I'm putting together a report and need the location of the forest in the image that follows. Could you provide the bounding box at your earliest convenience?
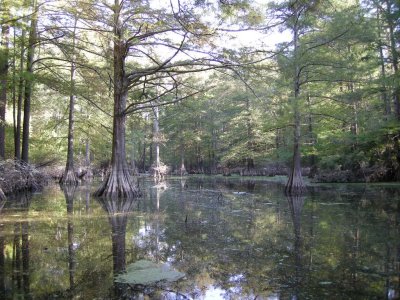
[1,0,400,198]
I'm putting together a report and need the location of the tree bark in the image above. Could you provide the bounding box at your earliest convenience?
[386,0,400,119]
[245,93,254,172]
[180,137,187,176]
[14,29,25,160]
[286,6,305,195]
[153,105,160,168]
[152,105,163,181]
[60,17,79,186]
[21,0,38,164]
[0,8,10,159]
[377,10,391,117]
[94,0,140,198]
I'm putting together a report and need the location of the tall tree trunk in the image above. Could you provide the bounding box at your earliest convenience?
[386,0,400,119]
[286,8,305,195]
[141,141,146,172]
[152,105,162,181]
[14,29,25,160]
[0,7,10,159]
[153,105,160,168]
[245,94,254,172]
[21,0,38,163]
[377,10,391,117]
[307,95,317,177]
[180,137,187,176]
[94,0,140,198]
[60,17,79,185]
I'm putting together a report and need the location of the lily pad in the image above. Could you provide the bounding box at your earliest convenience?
[115,260,185,285]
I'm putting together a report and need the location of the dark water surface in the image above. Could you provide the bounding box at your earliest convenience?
[0,177,399,299]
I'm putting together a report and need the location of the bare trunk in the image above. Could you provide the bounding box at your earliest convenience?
[286,109,305,194]
[21,0,38,163]
[307,95,317,177]
[14,30,25,160]
[377,10,390,117]
[245,95,254,172]
[180,138,187,176]
[286,9,305,195]
[152,105,164,181]
[95,0,140,198]
[386,0,400,119]
[60,17,78,185]
[153,105,160,167]
[94,87,139,197]
[0,11,10,159]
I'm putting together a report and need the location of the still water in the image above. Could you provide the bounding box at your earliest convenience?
[0,177,399,299]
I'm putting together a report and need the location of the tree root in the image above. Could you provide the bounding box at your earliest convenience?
[285,171,306,195]
[59,168,79,186]
[94,168,141,198]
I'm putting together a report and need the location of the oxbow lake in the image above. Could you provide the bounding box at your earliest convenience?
[0,176,399,299]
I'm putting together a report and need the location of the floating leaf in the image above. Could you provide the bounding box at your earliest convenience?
[115,260,185,285]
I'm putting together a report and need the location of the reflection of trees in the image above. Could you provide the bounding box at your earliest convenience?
[6,193,32,299]
[0,221,4,298]
[97,197,136,270]
[287,194,305,298]
[0,197,8,297]
[97,197,137,298]
[62,185,77,291]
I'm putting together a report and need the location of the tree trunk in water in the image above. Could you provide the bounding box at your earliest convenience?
[180,138,187,176]
[60,17,78,186]
[21,0,38,164]
[152,105,163,181]
[286,110,305,194]
[286,7,305,195]
[153,106,160,168]
[0,9,10,159]
[94,86,139,197]
[94,0,140,198]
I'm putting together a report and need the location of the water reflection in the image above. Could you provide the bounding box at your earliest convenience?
[97,196,137,298]
[2,193,32,299]
[287,194,305,299]
[62,185,77,291]
[0,179,399,299]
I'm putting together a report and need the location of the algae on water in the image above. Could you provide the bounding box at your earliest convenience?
[115,260,185,285]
